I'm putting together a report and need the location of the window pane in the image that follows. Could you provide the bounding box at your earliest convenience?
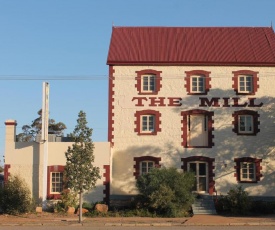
[199,163,206,176]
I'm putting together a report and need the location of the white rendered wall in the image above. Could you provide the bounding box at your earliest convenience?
[110,65,275,197]
[4,123,110,203]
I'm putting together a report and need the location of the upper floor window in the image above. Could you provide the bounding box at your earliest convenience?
[142,75,156,93]
[191,75,205,93]
[239,115,253,134]
[239,75,253,93]
[234,157,262,183]
[232,70,259,95]
[133,156,161,178]
[232,110,259,136]
[135,69,162,95]
[141,115,155,133]
[134,110,161,135]
[185,70,211,95]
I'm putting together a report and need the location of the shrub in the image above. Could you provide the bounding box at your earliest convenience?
[0,175,34,214]
[216,185,252,215]
[136,167,195,217]
[54,189,78,213]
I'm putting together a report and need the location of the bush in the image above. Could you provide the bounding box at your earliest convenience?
[135,167,195,217]
[216,186,252,215]
[54,189,78,213]
[0,175,34,214]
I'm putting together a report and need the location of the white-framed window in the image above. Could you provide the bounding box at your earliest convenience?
[141,115,155,133]
[140,161,155,175]
[51,172,63,193]
[238,75,253,93]
[240,162,256,182]
[238,115,253,133]
[191,75,205,93]
[142,75,156,93]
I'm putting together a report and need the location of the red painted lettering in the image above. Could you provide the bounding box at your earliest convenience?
[132,97,147,106]
[168,97,182,106]
[149,97,166,106]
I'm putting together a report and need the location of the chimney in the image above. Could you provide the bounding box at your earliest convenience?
[5,120,17,143]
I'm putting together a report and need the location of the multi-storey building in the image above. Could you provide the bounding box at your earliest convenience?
[107,26,275,203]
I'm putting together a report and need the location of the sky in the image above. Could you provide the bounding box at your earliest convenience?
[0,0,275,165]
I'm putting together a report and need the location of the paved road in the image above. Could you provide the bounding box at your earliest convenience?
[1,226,275,230]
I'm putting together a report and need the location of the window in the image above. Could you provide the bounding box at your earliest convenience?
[134,110,161,135]
[239,115,253,133]
[135,69,162,95]
[232,110,259,135]
[47,165,65,199]
[142,75,155,93]
[234,157,262,183]
[51,172,63,193]
[191,75,205,93]
[232,70,259,95]
[133,156,161,178]
[181,109,214,148]
[240,162,255,182]
[141,115,155,133]
[185,70,211,95]
[239,75,253,93]
[140,161,154,175]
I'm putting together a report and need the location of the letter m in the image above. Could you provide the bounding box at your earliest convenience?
[199,97,220,107]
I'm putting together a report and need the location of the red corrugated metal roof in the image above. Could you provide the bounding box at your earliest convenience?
[107,27,275,66]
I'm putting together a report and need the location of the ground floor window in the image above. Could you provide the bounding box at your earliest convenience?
[234,157,262,183]
[51,172,63,193]
[47,165,65,199]
[133,156,161,179]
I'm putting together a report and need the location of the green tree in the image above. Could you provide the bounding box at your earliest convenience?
[64,111,100,223]
[136,167,195,217]
[17,109,67,142]
[0,175,34,214]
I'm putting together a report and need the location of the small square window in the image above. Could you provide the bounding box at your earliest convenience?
[142,75,156,93]
[191,75,205,93]
[141,115,155,133]
[240,162,256,182]
[238,115,253,133]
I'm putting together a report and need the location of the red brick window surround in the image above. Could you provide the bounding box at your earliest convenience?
[185,70,211,95]
[134,110,161,135]
[234,157,262,183]
[232,70,259,95]
[232,110,260,135]
[135,69,162,95]
[133,156,161,179]
[47,165,65,200]
[181,156,215,195]
[181,109,214,148]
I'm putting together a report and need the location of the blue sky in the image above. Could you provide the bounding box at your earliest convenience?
[0,0,275,165]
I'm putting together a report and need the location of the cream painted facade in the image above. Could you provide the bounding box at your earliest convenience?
[4,120,110,204]
[110,65,275,199]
